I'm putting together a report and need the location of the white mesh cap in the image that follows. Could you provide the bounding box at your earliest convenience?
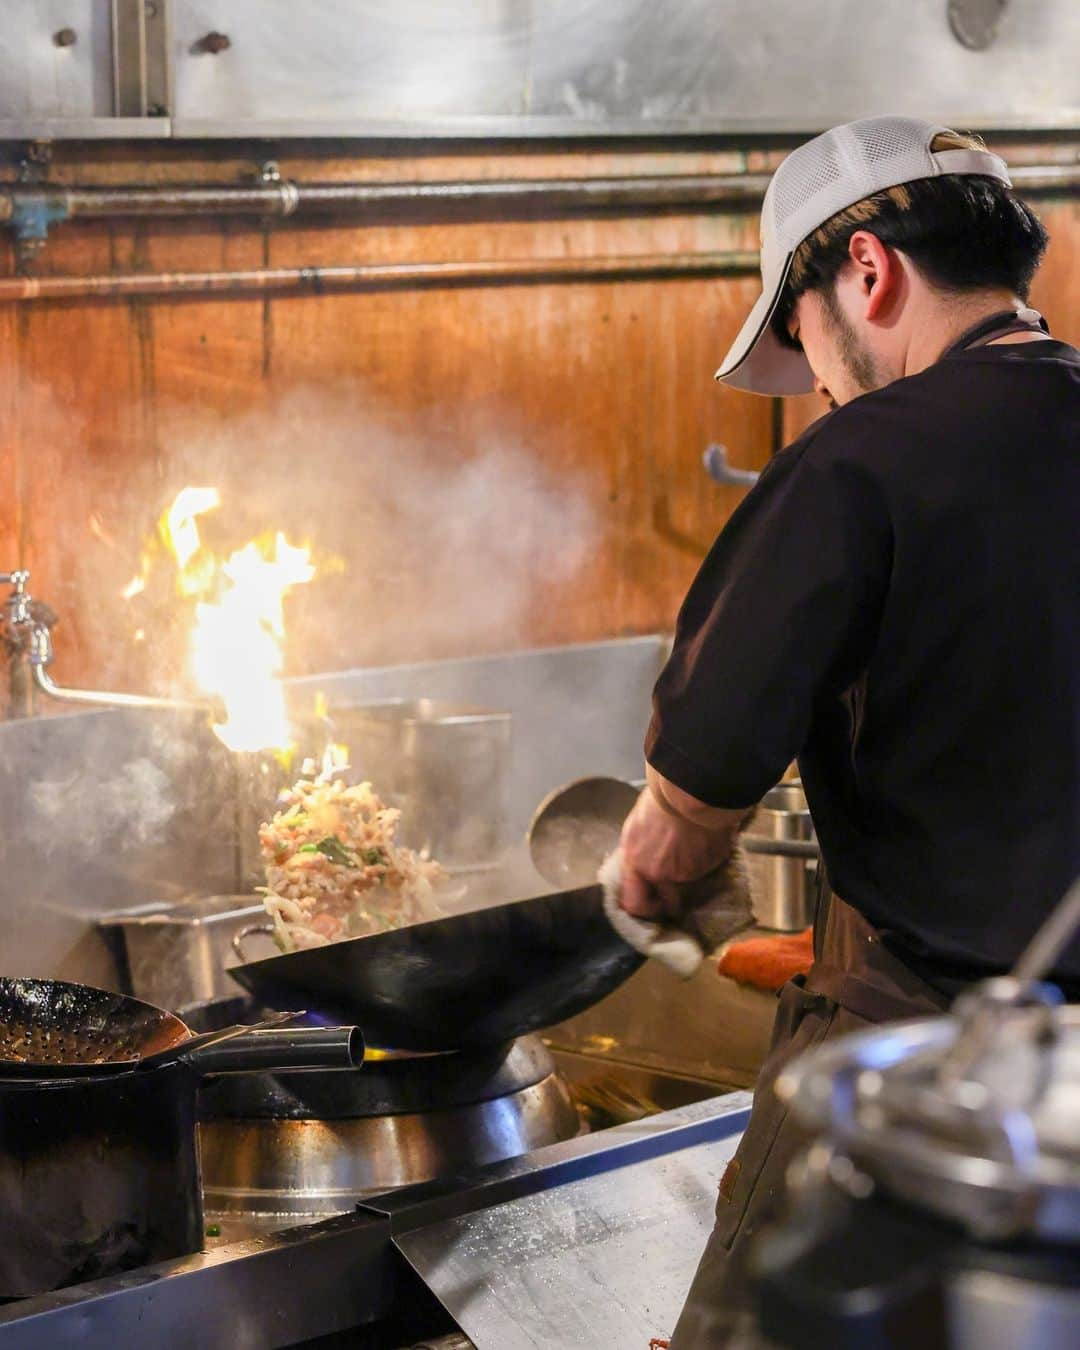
[715,116,1012,395]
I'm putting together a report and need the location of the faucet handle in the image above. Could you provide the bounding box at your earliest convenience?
[1,569,35,629]
[703,443,760,488]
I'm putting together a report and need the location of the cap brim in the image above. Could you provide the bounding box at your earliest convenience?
[713,253,816,396]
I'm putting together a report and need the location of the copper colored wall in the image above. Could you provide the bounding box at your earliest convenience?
[0,141,1076,704]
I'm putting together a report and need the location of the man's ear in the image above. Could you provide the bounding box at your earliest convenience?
[847,230,897,320]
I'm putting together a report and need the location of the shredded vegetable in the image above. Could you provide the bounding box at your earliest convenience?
[259,777,443,952]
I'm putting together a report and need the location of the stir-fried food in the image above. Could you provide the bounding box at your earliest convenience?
[259,777,444,951]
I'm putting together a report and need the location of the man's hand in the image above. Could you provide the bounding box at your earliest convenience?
[618,772,746,920]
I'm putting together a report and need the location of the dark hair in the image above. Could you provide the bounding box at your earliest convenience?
[772,134,1049,349]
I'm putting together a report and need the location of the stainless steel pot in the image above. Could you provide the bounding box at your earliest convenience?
[741,782,817,930]
[99,894,269,1009]
[328,699,512,871]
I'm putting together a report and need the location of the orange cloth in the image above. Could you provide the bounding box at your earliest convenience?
[716,928,813,991]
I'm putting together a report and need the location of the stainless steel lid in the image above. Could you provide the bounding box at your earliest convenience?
[777,993,1080,1242]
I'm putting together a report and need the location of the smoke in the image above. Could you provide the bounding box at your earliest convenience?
[29,756,176,853]
[99,382,599,686]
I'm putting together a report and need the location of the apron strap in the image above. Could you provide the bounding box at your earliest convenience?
[941,306,1049,357]
[804,961,948,1023]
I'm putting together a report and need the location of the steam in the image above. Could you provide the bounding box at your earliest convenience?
[85,383,598,691]
[29,757,176,853]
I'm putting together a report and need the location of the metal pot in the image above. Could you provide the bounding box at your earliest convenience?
[0,1060,203,1297]
[0,977,361,1297]
[741,782,818,931]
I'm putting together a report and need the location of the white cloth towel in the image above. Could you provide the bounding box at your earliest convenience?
[599,847,755,978]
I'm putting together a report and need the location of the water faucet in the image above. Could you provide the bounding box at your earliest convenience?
[1,567,218,718]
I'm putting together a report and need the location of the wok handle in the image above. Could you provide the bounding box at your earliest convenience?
[189,1025,364,1076]
[232,923,275,963]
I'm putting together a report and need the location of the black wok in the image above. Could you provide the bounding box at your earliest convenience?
[231,883,644,1052]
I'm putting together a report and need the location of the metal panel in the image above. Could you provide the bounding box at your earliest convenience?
[0,707,238,988]
[110,0,148,117]
[0,116,168,139]
[169,0,1080,136]
[0,0,114,120]
[286,636,668,841]
[171,0,533,123]
[392,1096,751,1349]
[0,1210,395,1349]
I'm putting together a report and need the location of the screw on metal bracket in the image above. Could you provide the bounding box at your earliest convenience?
[948,0,1010,50]
[53,27,77,48]
[253,160,299,217]
[16,141,52,184]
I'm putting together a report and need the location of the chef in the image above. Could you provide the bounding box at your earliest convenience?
[616,115,1080,1346]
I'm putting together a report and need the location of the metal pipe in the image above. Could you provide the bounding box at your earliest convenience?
[0,162,1074,234]
[190,1025,365,1076]
[1009,163,1080,194]
[0,173,775,229]
[0,250,761,304]
[33,663,218,714]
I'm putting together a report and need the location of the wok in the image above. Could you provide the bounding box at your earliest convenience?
[231,883,644,1052]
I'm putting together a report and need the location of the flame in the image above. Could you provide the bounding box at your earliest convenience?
[128,486,318,754]
[191,533,315,752]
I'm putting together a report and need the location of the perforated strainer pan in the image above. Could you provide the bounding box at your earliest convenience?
[0,976,352,1079]
[0,976,191,1077]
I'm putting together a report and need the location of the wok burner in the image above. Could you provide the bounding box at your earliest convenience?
[194,1013,580,1217]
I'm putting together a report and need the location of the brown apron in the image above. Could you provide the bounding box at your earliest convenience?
[667,887,952,1349]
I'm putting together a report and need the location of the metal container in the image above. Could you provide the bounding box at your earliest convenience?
[329,699,512,872]
[99,895,271,1009]
[0,976,360,1299]
[742,782,816,931]
[0,1060,203,1298]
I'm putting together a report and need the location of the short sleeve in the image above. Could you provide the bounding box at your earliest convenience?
[646,423,893,807]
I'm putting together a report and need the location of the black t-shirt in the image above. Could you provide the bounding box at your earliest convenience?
[646,340,1080,987]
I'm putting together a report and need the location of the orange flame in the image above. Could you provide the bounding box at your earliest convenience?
[124,487,317,753]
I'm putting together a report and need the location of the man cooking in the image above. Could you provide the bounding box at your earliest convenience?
[615,115,1080,1345]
